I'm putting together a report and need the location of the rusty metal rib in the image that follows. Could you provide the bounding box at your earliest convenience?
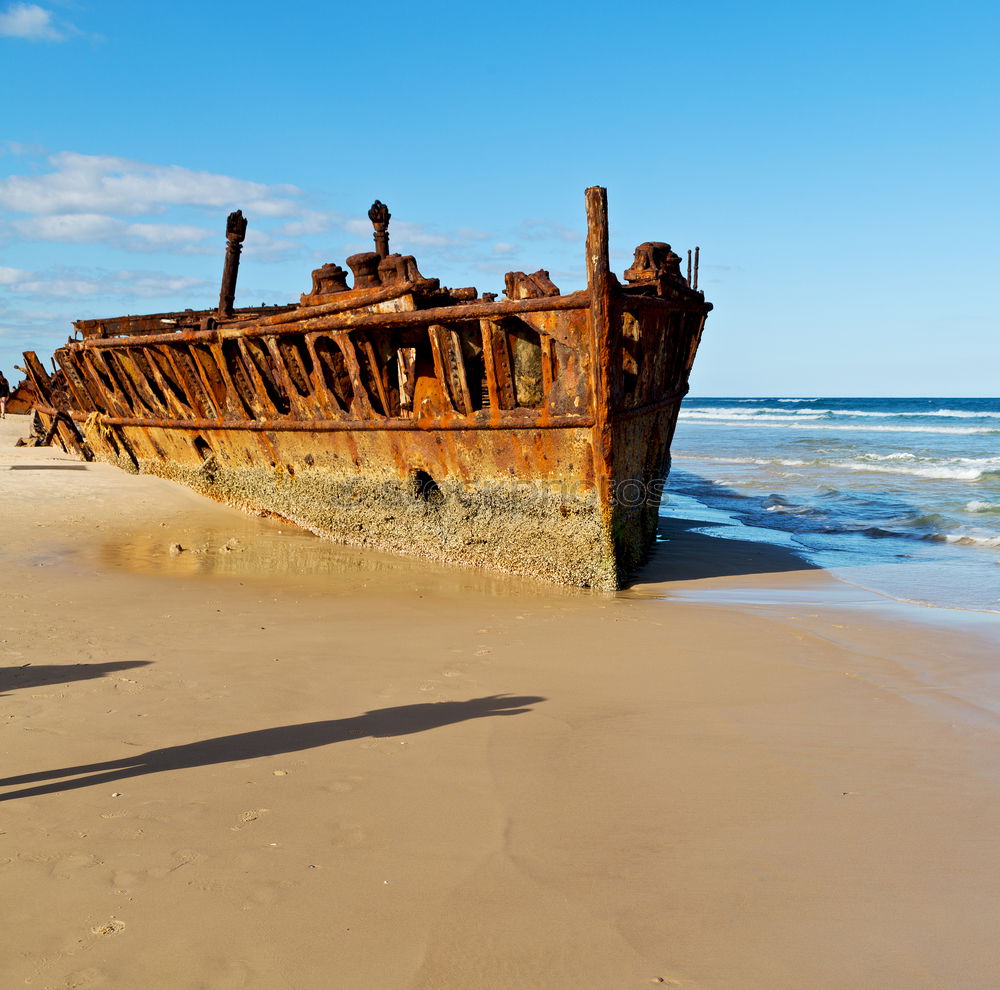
[72,293,591,350]
[35,402,594,432]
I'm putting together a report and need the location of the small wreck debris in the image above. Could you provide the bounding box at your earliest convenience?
[22,187,711,589]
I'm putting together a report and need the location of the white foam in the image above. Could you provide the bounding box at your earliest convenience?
[683,406,1000,421]
[966,501,1000,513]
[677,451,1000,478]
[933,534,1000,549]
[827,408,1000,419]
[673,454,808,466]
[833,460,994,480]
[681,408,824,420]
[835,451,921,463]
[677,418,998,436]
[927,409,1000,419]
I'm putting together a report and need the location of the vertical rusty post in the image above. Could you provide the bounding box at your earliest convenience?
[693,246,700,291]
[22,351,53,406]
[687,249,692,286]
[369,200,391,259]
[585,186,611,402]
[218,210,248,319]
[585,185,614,505]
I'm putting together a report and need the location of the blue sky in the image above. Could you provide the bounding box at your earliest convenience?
[1,0,997,395]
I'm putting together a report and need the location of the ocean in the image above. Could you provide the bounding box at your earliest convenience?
[664,397,1000,614]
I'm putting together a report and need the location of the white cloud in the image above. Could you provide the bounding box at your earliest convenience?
[0,3,64,41]
[392,223,455,247]
[0,265,30,284]
[0,299,84,360]
[0,265,212,298]
[0,151,305,218]
[243,227,303,262]
[15,213,120,241]
[275,212,338,237]
[0,152,589,297]
[1,140,47,156]
[12,213,215,252]
[342,218,375,238]
[518,218,582,243]
[341,216,494,252]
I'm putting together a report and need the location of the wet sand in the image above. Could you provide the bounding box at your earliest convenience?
[2,412,998,990]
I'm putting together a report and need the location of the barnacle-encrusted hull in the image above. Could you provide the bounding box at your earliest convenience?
[23,188,711,589]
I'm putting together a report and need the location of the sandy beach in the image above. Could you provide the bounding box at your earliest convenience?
[2,411,998,990]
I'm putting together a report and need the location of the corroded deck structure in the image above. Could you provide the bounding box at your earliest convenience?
[24,187,711,589]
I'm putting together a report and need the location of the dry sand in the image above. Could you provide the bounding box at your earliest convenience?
[2,412,998,989]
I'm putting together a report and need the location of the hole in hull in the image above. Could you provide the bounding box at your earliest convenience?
[193,435,213,460]
[412,469,443,504]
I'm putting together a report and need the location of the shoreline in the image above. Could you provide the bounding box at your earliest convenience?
[669,395,1000,615]
[3,413,999,989]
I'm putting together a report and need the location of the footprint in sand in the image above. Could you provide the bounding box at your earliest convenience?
[648,972,706,988]
[328,822,365,847]
[323,778,358,794]
[142,848,205,881]
[201,957,254,987]
[63,967,108,989]
[231,809,269,831]
[53,853,103,879]
[165,848,204,872]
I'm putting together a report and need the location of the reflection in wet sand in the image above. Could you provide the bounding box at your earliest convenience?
[95,508,588,601]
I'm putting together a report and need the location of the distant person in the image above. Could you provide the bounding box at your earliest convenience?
[0,371,9,418]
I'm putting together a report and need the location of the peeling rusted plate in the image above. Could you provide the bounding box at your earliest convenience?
[396,347,417,416]
[480,319,515,411]
[428,325,473,415]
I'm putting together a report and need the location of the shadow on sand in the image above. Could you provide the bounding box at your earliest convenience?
[0,660,153,697]
[0,694,545,802]
[628,514,820,587]
[9,465,89,471]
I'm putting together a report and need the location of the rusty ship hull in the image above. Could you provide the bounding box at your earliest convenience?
[23,187,711,590]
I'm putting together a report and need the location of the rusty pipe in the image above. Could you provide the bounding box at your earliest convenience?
[71,292,592,350]
[218,210,248,318]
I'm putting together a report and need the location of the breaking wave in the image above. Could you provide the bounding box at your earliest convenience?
[669,397,1000,610]
[831,457,1000,481]
[966,501,1000,514]
[817,408,1000,419]
[681,408,825,420]
[927,533,1000,549]
[675,452,1000,480]
[673,454,809,467]
[678,416,998,436]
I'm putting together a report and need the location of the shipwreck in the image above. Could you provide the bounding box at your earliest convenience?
[22,187,711,589]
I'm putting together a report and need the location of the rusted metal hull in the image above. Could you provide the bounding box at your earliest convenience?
[23,187,711,589]
[6,379,36,415]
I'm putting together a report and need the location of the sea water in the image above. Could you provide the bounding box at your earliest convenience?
[664,398,1000,614]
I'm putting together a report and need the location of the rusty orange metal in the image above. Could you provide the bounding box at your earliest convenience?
[23,187,712,589]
